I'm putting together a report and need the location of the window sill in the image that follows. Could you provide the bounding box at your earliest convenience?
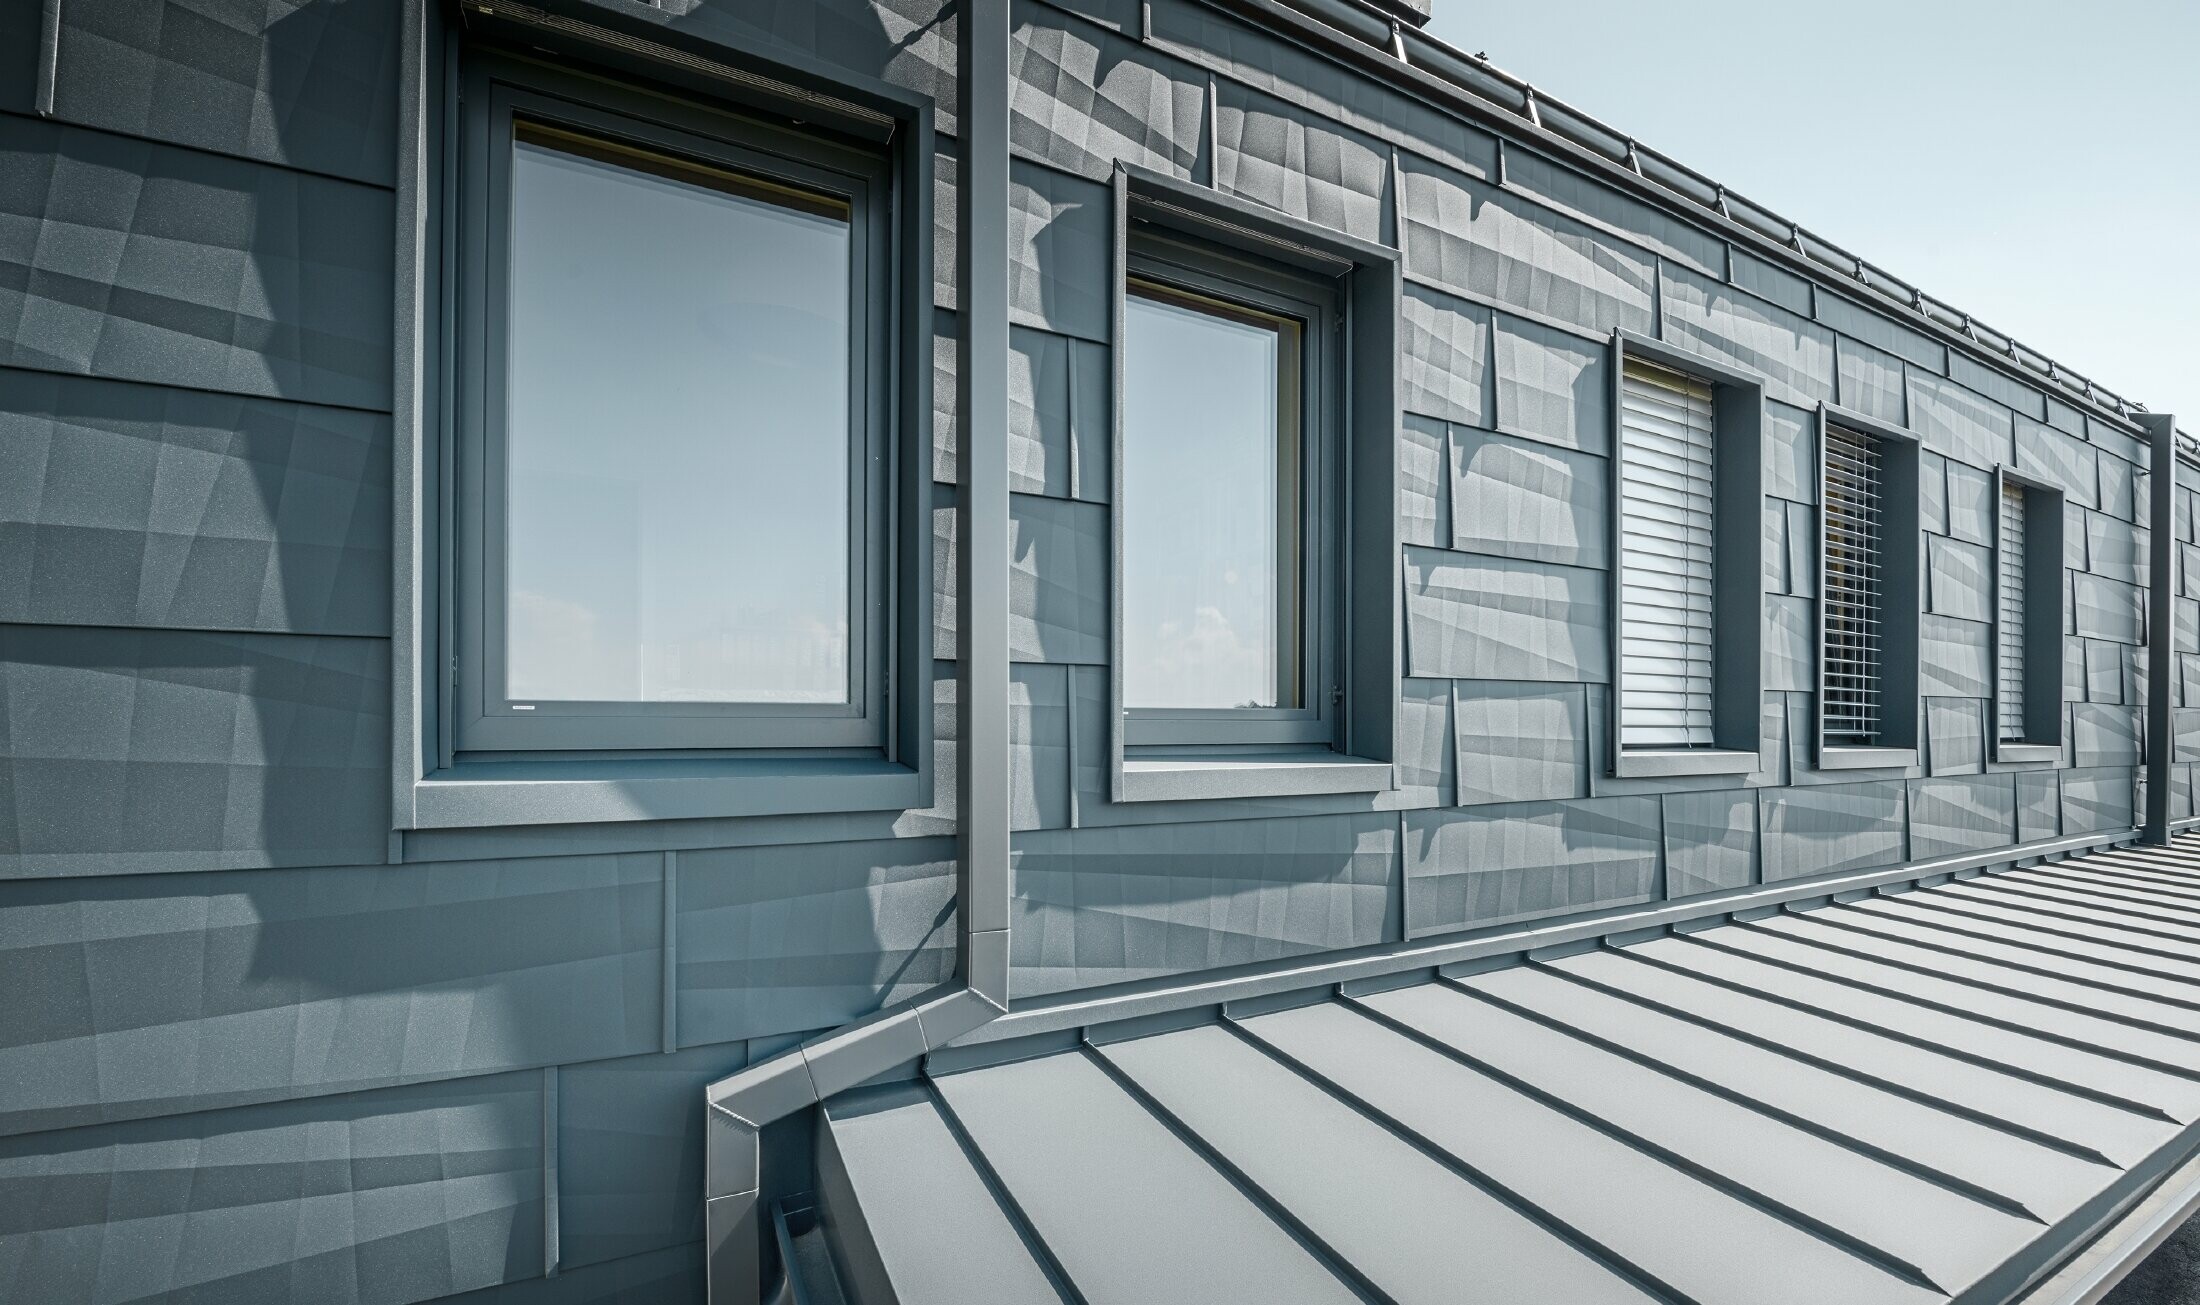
[1115,752,1393,804]
[408,754,927,829]
[1994,742,2061,766]
[1611,748,1759,779]
[1818,746,1918,771]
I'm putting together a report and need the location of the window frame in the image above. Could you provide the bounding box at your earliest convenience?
[1812,403,1923,771]
[1605,330,1766,779]
[398,39,937,830]
[1106,165,1400,804]
[1992,465,2067,764]
[1117,244,1340,749]
[454,78,893,754]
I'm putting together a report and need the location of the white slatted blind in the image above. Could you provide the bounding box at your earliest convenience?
[1619,360,1717,749]
[1821,426,1882,745]
[1998,481,2028,741]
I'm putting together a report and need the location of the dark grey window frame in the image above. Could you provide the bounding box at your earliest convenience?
[1812,404,1922,771]
[1107,165,1400,804]
[1606,330,1766,779]
[1992,466,2067,765]
[398,33,936,829]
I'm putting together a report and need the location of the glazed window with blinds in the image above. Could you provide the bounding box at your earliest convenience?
[1998,480,2028,742]
[1821,426,1884,745]
[1617,359,1718,750]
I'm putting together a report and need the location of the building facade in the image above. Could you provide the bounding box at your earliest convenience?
[0,0,2191,1301]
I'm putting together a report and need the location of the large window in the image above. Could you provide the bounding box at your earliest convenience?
[1606,334,1765,779]
[1105,166,1401,803]
[454,65,892,755]
[1119,267,1325,742]
[1813,408,1920,768]
[1993,468,2066,763]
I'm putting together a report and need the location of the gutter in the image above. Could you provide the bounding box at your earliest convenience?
[702,0,1016,1300]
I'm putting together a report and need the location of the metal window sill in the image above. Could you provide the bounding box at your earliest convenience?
[408,755,926,829]
[1611,748,1759,779]
[1995,742,2061,765]
[1116,753,1393,803]
[1818,746,1918,771]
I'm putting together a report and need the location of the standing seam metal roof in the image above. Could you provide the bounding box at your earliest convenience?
[808,839,2200,1304]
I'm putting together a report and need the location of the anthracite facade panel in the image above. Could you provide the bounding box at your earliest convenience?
[0,0,2181,1299]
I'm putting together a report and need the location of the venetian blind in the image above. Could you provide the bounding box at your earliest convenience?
[1998,481,2028,741]
[1822,426,1883,746]
[1619,360,1718,750]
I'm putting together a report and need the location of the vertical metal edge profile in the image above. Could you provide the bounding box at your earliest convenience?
[33,0,59,116]
[1605,330,1627,777]
[662,850,679,1055]
[2142,413,2180,842]
[389,0,433,830]
[1992,464,2010,764]
[1107,166,1132,803]
[702,5,1016,1300]
[543,1065,560,1278]
[1813,403,1831,768]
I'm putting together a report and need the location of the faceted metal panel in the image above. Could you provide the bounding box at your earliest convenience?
[0,851,660,1136]
[1398,154,1654,338]
[1008,160,1111,343]
[675,838,957,1047]
[1919,452,1949,537]
[439,1244,703,1305]
[666,0,957,133]
[0,624,387,876]
[1728,248,1812,317]
[1503,147,1724,277]
[1909,772,2015,862]
[1010,812,1398,996]
[2073,573,2144,645]
[0,115,392,410]
[2085,512,2144,586]
[1011,11,1205,180]
[2100,452,2138,523]
[1907,370,2014,473]
[2060,767,2135,834]
[1492,314,1610,456]
[1833,335,1906,426]
[1815,292,1944,373]
[1660,263,1835,408]
[2016,416,2100,510]
[1785,501,1816,600]
[1449,426,1606,568]
[1663,789,1758,898]
[1765,595,1814,693]
[2017,770,2061,841]
[560,1044,752,1271]
[1401,282,1492,427]
[1763,401,1817,505]
[1453,680,1589,807]
[1396,676,1456,807]
[1403,545,1608,683]
[1214,80,1388,245]
[1400,415,1449,548]
[935,491,1110,665]
[1950,351,2048,423]
[933,150,958,309]
[2083,637,2126,704]
[0,1071,543,1305]
[1761,780,1908,881]
[1925,696,1986,776]
[0,367,389,635]
[45,0,402,186]
[2072,702,2142,768]
[1927,535,1994,623]
[1943,459,1994,547]
[1404,797,1661,937]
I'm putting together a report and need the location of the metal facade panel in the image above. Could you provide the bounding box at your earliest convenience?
[2063,767,2138,833]
[1919,615,1992,700]
[2017,415,2102,510]
[1400,281,1492,427]
[1663,788,1757,896]
[932,1050,1365,1305]
[1763,400,1817,505]
[1009,812,1397,996]
[1403,545,1608,682]
[675,838,957,1048]
[938,491,1109,664]
[1765,594,1814,693]
[1213,80,1388,245]
[0,850,660,1136]
[559,1044,748,1272]
[1833,335,1907,426]
[1659,263,1836,408]
[0,1071,544,1305]
[0,624,387,875]
[43,0,402,186]
[1728,247,1814,317]
[1011,7,1204,180]
[0,367,390,635]
[2086,511,2145,585]
[1007,160,1111,342]
[1398,154,1655,338]
[0,116,393,409]
[2073,702,2142,768]
[1927,535,1994,622]
[1815,292,1945,373]
[1450,425,1606,567]
[1925,696,1986,776]
[1907,370,2015,473]
[2074,573,2145,645]
[1453,680,1589,806]
[1396,677,1457,806]
[1761,780,1908,881]
[1492,313,1610,455]
[1399,414,1449,547]
[1403,796,1660,937]
[1908,774,2016,857]
[1502,146,1725,277]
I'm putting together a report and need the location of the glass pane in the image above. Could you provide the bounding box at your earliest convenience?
[503,126,854,704]
[1121,284,1301,710]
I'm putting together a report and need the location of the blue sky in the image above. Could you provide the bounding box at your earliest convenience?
[1426,1,2198,431]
